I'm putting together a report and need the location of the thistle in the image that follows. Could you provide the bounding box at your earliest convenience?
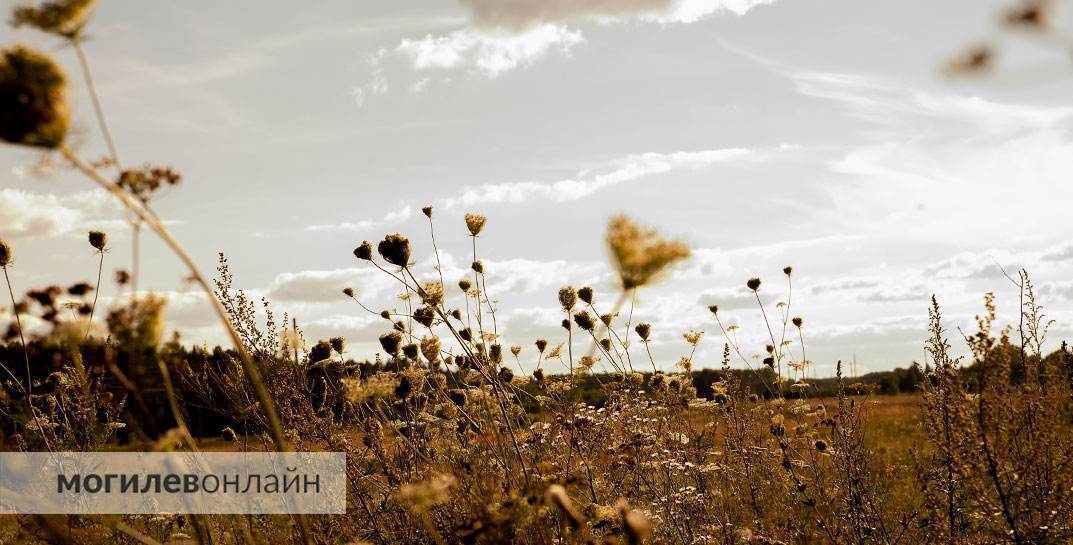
[464,213,487,236]
[0,46,70,148]
[377,234,410,267]
[607,215,690,290]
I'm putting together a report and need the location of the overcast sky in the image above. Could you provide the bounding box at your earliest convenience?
[2,0,1072,375]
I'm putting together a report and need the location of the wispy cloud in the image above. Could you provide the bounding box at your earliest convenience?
[0,189,121,238]
[459,0,774,31]
[396,24,584,78]
[306,206,413,233]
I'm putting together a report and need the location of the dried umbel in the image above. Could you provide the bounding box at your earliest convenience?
[607,215,690,290]
[379,331,402,355]
[510,345,521,357]
[353,241,373,261]
[342,287,355,298]
[558,286,577,311]
[573,310,595,331]
[464,213,487,236]
[420,336,441,362]
[402,343,419,360]
[413,306,436,328]
[635,322,651,341]
[458,279,472,292]
[329,336,346,354]
[578,286,594,305]
[489,343,503,364]
[747,277,761,291]
[88,230,107,251]
[783,266,793,276]
[309,340,332,363]
[421,281,444,306]
[0,239,12,267]
[377,234,410,267]
[792,316,803,328]
[11,0,97,38]
[421,206,433,218]
[471,260,484,274]
[0,46,69,148]
[708,304,719,315]
[535,339,547,353]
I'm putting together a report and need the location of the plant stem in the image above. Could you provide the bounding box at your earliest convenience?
[85,250,104,341]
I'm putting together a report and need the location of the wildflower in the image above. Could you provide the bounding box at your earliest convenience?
[747,278,761,291]
[683,330,703,346]
[533,368,545,382]
[600,338,611,352]
[792,316,803,327]
[420,336,441,362]
[535,339,547,353]
[11,0,96,38]
[421,281,444,306]
[471,260,483,273]
[353,241,373,261]
[490,343,503,364]
[510,345,521,357]
[561,319,570,330]
[402,343,419,360]
[458,279,472,292]
[708,304,718,314]
[393,320,406,332]
[309,340,332,363]
[459,327,472,342]
[342,287,355,297]
[498,367,513,383]
[421,206,433,218]
[88,230,107,251]
[413,306,436,328]
[607,215,690,290]
[635,323,651,341]
[464,213,486,236]
[0,240,12,267]
[447,389,467,407]
[379,331,402,355]
[377,234,410,267]
[329,336,345,354]
[600,313,613,327]
[578,286,594,305]
[783,266,793,276]
[573,310,595,331]
[114,269,130,286]
[558,286,577,310]
[0,46,69,148]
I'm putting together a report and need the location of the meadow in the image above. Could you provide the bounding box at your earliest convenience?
[3,1,1073,544]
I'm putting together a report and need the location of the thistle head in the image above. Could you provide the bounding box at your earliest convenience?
[607,215,690,290]
[747,277,761,291]
[0,46,69,148]
[11,0,97,38]
[464,213,486,236]
[88,230,107,251]
[558,286,577,311]
[353,241,373,261]
[0,239,12,267]
[377,234,410,267]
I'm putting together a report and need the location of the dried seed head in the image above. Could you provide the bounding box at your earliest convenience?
[498,366,513,383]
[635,322,651,341]
[402,343,419,360]
[377,234,410,267]
[88,230,107,251]
[114,269,130,285]
[558,286,577,311]
[708,304,719,315]
[342,287,355,298]
[489,343,503,364]
[471,260,483,274]
[421,205,433,218]
[379,331,402,355]
[561,318,571,331]
[413,306,435,328]
[459,327,472,342]
[421,281,444,306]
[309,340,332,363]
[464,213,486,236]
[450,308,462,320]
[533,368,545,382]
[67,282,92,296]
[783,266,793,276]
[600,338,611,352]
[616,499,651,545]
[447,389,467,407]
[0,239,12,267]
[945,44,993,76]
[577,286,594,305]
[458,279,472,292]
[607,215,690,290]
[792,316,803,328]
[510,345,521,357]
[353,241,373,261]
[11,0,97,38]
[380,310,391,320]
[600,313,613,327]
[0,46,69,148]
[544,484,584,529]
[747,277,761,291]
[535,339,547,353]
[393,320,406,332]
[329,336,346,354]
[420,336,441,362]
[573,310,595,331]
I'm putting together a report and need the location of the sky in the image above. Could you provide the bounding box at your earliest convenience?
[2,0,1073,376]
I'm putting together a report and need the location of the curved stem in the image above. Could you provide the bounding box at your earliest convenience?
[72,37,120,168]
[85,251,104,341]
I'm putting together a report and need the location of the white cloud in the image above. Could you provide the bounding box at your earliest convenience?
[396,24,584,78]
[266,268,396,303]
[458,0,774,30]
[442,146,771,208]
[306,205,412,233]
[0,189,121,239]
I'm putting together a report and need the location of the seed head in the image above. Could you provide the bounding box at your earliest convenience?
[464,213,486,236]
[607,215,690,290]
[459,327,472,342]
[458,279,472,292]
[421,281,444,306]
[510,345,521,357]
[600,338,611,352]
[413,306,436,328]
[489,343,503,364]
[380,310,391,320]
[783,266,793,276]
[11,0,97,38]
[498,366,513,383]
[708,304,718,315]
[402,343,419,360]
[329,336,346,354]
[0,239,12,267]
[0,46,69,148]
[471,260,483,274]
[634,323,651,341]
[420,336,441,362]
[533,368,545,382]
[421,206,433,218]
[309,340,332,363]
[377,234,410,267]
[577,286,594,305]
[450,308,462,320]
[535,339,547,353]
[558,286,577,311]
[353,241,373,261]
[88,230,107,251]
[67,282,92,296]
[600,313,613,327]
[379,331,402,355]
[573,310,595,331]
[792,316,803,328]
[342,287,355,297]
[561,319,570,331]
[747,277,761,291]
[114,269,130,286]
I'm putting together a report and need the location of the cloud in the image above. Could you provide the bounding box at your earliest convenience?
[266,268,395,303]
[396,24,584,78]
[306,205,412,233]
[810,278,879,295]
[441,146,771,208]
[0,189,121,239]
[458,0,774,31]
[1041,243,1073,263]
[858,285,927,304]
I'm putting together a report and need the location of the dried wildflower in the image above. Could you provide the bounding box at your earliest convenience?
[413,306,436,328]
[464,213,487,236]
[747,278,761,291]
[421,205,433,218]
[114,269,130,286]
[573,310,595,331]
[607,215,690,290]
[11,0,96,38]
[353,241,373,260]
[342,287,355,298]
[578,286,594,305]
[510,345,521,357]
[471,260,483,274]
[683,330,703,346]
[458,279,472,292]
[397,473,456,515]
[490,343,503,364]
[67,282,92,296]
[116,165,181,204]
[708,304,718,315]
[459,327,472,342]
[377,234,410,267]
[420,336,441,362]
[402,343,419,360]
[558,286,577,310]
[546,343,563,359]
[635,322,651,341]
[792,316,803,328]
[561,318,570,331]
[393,320,406,332]
[498,367,513,383]
[0,46,69,148]
[379,310,391,320]
[447,389,467,407]
[945,44,993,75]
[600,338,611,352]
[0,240,12,267]
[88,230,107,251]
[533,368,545,382]
[1004,0,1049,28]
[329,336,345,354]
[309,340,332,363]
[421,281,444,306]
[783,266,793,276]
[379,331,402,355]
[395,374,414,398]
[535,339,548,353]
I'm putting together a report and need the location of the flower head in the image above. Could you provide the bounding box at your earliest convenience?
[353,241,373,261]
[11,0,96,38]
[747,277,761,291]
[342,287,355,298]
[329,336,346,354]
[377,234,410,267]
[0,239,12,267]
[573,310,595,331]
[558,286,577,311]
[607,215,690,290]
[88,230,107,251]
[464,213,486,236]
[0,46,69,148]
[634,322,651,341]
[379,331,402,355]
[578,286,594,305]
[421,206,433,218]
